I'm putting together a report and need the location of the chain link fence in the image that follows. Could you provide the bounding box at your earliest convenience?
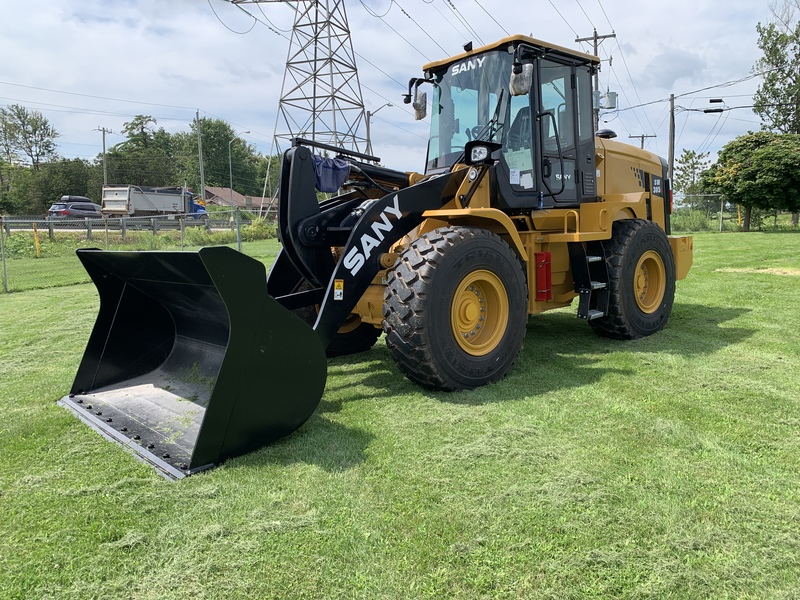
[0,209,279,293]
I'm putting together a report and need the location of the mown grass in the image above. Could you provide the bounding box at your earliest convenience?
[1,232,799,599]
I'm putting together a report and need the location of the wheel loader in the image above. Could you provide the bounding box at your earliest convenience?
[59,35,693,478]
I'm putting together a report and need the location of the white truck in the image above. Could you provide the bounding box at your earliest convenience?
[100,185,208,219]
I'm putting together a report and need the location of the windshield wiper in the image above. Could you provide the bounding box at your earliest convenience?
[451,89,506,169]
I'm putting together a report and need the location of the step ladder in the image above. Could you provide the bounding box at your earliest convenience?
[568,242,609,321]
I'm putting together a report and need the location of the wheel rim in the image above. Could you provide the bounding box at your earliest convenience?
[451,270,509,356]
[634,250,666,313]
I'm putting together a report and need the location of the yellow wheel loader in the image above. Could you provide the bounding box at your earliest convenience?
[59,36,693,478]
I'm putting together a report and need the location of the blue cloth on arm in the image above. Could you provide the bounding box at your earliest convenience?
[312,155,350,193]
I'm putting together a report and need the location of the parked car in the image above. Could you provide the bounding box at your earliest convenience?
[47,198,103,219]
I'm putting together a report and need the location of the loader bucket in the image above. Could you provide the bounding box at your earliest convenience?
[58,246,327,479]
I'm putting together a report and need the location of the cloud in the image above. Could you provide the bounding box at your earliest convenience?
[0,0,777,168]
[640,48,707,90]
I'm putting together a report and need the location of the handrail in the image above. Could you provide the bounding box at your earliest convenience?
[564,209,579,233]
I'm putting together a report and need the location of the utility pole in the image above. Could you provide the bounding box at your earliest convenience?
[628,134,656,149]
[668,93,675,181]
[94,127,112,185]
[196,110,206,205]
[575,28,616,130]
[365,103,392,157]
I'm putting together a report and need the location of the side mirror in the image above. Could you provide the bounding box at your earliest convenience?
[464,140,502,166]
[510,63,533,96]
[413,89,427,120]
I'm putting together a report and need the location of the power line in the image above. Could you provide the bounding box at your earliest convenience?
[442,0,484,46]
[394,0,451,55]
[547,0,579,37]
[253,0,293,31]
[372,114,428,142]
[359,0,431,61]
[425,0,476,43]
[0,81,198,111]
[573,2,655,138]
[472,0,509,36]
[595,0,613,30]
[574,0,595,28]
[610,39,655,134]
[360,0,393,18]
[207,0,256,34]
[615,70,774,113]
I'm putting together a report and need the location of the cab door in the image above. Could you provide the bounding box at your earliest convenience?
[495,55,596,210]
[537,57,578,205]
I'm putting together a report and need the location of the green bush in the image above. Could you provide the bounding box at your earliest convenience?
[671,209,712,232]
[241,218,277,242]
[1,232,39,257]
[184,228,237,247]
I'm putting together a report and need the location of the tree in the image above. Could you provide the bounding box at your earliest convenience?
[754,1,800,225]
[0,158,99,215]
[673,149,713,215]
[754,1,800,133]
[106,115,177,186]
[173,117,261,198]
[0,104,59,170]
[706,131,800,230]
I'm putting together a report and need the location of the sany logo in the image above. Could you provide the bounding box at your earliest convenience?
[450,56,486,76]
[343,195,402,276]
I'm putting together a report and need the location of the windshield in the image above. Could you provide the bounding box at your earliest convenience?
[426,50,512,172]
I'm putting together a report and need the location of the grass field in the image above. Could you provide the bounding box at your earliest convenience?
[1,232,799,599]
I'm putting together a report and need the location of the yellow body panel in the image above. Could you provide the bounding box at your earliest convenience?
[670,235,694,280]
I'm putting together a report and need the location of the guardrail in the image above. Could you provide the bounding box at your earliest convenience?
[0,209,275,293]
[2,214,219,239]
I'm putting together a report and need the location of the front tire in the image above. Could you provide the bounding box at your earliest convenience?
[590,219,676,339]
[383,226,528,391]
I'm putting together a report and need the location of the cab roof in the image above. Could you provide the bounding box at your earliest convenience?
[422,35,599,72]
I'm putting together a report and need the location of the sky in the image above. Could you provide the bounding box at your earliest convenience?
[0,0,775,174]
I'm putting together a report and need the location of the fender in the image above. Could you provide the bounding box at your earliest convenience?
[313,172,463,347]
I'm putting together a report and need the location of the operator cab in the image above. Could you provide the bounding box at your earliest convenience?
[413,35,598,210]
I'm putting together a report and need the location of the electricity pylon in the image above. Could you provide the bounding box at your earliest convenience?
[231,0,368,154]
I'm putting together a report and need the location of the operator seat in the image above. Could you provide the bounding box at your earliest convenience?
[506,106,531,151]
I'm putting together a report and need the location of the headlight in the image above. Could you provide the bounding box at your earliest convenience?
[464,140,501,166]
[470,145,490,163]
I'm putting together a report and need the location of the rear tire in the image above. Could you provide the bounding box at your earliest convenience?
[589,219,675,339]
[383,226,528,391]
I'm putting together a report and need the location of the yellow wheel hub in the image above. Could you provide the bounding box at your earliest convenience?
[634,250,666,313]
[451,270,509,356]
